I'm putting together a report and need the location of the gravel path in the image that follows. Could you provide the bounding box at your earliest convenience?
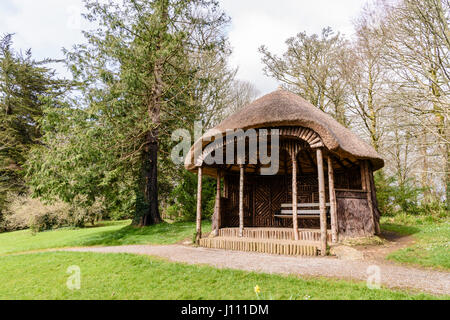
[64,245,450,296]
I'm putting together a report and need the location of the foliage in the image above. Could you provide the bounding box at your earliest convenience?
[0,252,441,300]
[0,220,211,255]
[375,172,447,217]
[168,170,216,221]
[25,0,231,227]
[0,194,70,233]
[0,34,68,213]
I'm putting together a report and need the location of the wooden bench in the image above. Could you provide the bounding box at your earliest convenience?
[275,203,330,219]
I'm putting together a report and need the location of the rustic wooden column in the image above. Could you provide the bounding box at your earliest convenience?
[361,160,379,235]
[213,169,221,236]
[195,166,203,244]
[239,164,245,237]
[292,153,299,240]
[316,149,327,256]
[327,156,338,243]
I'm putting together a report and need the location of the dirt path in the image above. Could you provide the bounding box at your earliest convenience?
[351,230,417,263]
[64,244,450,296]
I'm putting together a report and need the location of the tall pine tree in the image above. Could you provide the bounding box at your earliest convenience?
[62,0,228,226]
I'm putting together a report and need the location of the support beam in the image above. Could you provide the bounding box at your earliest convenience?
[292,153,299,240]
[328,156,338,243]
[361,160,378,235]
[239,164,245,237]
[195,166,203,244]
[213,169,221,236]
[316,148,328,256]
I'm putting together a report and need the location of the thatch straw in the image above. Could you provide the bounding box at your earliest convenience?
[185,90,384,173]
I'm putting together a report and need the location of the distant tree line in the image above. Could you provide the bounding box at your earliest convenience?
[260,0,449,216]
[0,0,258,231]
[0,0,447,232]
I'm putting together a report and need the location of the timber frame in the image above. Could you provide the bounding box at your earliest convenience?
[193,126,381,256]
[187,90,383,256]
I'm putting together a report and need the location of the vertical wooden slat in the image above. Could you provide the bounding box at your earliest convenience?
[292,153,299,240]
[316,148,327,256]
[195,166,203,244]
[213,169,221,236]
[239,164,245,237]
[328,156,338,243]
[363,160,376,234]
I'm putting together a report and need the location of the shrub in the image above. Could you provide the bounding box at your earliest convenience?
[2,194,70,232]
[169,171,216,222]
[67,195,106,227]
[375,173,448,218]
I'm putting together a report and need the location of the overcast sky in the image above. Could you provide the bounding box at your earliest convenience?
[0,0,367,95]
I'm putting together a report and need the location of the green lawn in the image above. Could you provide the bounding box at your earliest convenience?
[380,215,450,270]
[0,251,441,300]
[0,220,211,255]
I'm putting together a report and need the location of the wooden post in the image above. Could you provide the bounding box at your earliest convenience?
[292,153,299,240]
[316,149,327,256]
[213,169,221,236]
[367,165,381,234]
[239,164,245,237]
[362,160,379,235]
[195,166,203,244]
[328,156,338,243]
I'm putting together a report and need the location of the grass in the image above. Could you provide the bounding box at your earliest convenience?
[380,214,450,270]
[0,220,211,255]
[0,251,443,300]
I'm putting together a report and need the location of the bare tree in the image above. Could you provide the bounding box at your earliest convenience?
[259,27,350,125]
[378,0,449,202]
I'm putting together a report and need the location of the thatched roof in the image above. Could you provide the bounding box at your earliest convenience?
[185,89,384,172]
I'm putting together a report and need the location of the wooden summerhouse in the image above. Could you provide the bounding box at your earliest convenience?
[185,90,384,256]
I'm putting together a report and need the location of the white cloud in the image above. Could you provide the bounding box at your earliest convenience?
[0,0,367,93]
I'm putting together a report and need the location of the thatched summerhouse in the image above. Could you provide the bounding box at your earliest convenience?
[185,90,383,256]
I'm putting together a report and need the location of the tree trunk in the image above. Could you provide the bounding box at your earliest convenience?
[133,0,168,227]
[134,130,163,227]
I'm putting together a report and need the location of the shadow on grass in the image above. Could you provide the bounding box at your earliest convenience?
[74,221,209,247]
[380,223,420,238]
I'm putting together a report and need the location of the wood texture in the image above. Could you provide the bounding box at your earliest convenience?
[316,148,327,255]
[367,162,381,234]
[218,227,332,241]
[199,237,318,256]
[328,156,338,243]
[292,154,299,240]
[195,167,203,244]
[336,190,374,237]
[212,169,221,236]
[239,164,244,237]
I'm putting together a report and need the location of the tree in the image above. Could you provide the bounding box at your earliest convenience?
[0,34,67,211]
[344,4,391,152]
[259,27,350,125]
[51,0,229,226]
[378,0,449,203]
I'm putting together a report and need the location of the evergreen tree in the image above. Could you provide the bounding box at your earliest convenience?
[0,34,67,211]
[31,0,228,226]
